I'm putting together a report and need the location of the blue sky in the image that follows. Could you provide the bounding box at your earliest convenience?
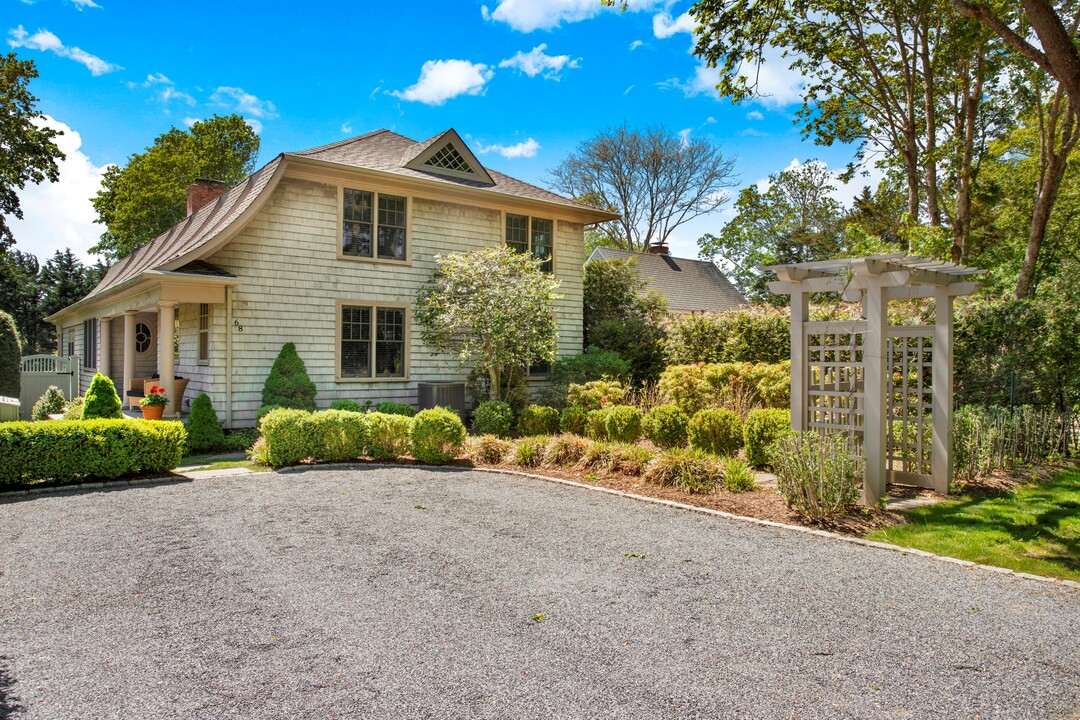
[6,0,877,264]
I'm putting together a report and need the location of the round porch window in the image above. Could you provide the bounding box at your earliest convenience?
[135,322,153,353]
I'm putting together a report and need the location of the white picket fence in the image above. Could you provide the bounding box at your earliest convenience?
[19,355,78,420]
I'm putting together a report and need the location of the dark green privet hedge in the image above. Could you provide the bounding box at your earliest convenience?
[0,419,187,484]
[0,311,21,399]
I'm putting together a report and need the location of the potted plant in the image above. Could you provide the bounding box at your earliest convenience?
[139,385,169,420]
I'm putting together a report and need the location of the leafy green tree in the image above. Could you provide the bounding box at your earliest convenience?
[0,310,21,398]
[698,161,843,303]
[0,248,45,353]
[583,257,669,383]
[415,246,559,403]
[259,342,317,416]
[0,53,64,250]
[91,114,259,260]
[549,126,737,251]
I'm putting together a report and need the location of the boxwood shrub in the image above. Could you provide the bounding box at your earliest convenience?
[559,405,589,436]
[743,408,793,469]
[472,400,513,436]
[518,405,560,436]
[259,408,323,467]
[0,419,186,484]
[376,401,417,417]
[689,408,744,456]
[366,412,413,460]
[641,404,689,449]
[604,405,643,444]
[585,408,611,440]
[411,407,466,464]
[315,409,369,461]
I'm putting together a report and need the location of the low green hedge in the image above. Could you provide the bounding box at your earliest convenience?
[0,419,186,484]
[743,408,792,469]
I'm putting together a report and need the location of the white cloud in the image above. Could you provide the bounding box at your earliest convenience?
[658,54,804,108]
[739,128,769,137]
[160,86,195,106]
[143,72,171,86]
[341,121,352,134]
[70,0,102,9]
[476,138,540,159]
[652,11,694,39]
[391,59,494,106]
[7,25,121,76]
[703,116,716,125]
[244,117,263,134]
[484,0,663,32]
[499,44,580,80]
[677,127,692,146]
[182,117,200,127]
[8,116,110,263]
[629,40,644,51]
[210,86,279,119]
[746,110,764,121]
[624,85,634,94]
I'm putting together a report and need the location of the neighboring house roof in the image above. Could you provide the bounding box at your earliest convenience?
[73,129,617,311]
[587,247,746,313]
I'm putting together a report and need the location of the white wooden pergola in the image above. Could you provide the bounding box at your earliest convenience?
[766,255,983,506]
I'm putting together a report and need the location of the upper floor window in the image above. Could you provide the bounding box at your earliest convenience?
[506,213,553,273]
[342,188,407,261]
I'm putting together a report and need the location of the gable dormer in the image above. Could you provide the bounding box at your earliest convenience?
[403,129,495,186]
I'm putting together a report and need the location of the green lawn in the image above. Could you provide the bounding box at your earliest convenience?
[179,453,266,473]
[867,470,1080,581]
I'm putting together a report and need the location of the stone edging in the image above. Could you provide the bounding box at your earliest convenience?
[7,462,1079,592]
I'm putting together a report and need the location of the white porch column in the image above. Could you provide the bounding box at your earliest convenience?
[861,280,888,507]
[123,311,137,410]
[932,289,954,495]
[99,317,111,378]
[789,290,808,433]
[157,302,178,418]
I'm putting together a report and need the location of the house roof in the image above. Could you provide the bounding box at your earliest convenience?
[76,129,617,309]
[587,247,747,313]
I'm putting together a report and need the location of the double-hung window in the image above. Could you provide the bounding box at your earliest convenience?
[505,214,553,272]
[342,188,408,261]
[339,303,407,379]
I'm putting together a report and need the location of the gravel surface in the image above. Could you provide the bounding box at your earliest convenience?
[0,466,1077,720]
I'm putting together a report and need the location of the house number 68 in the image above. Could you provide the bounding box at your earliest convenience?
[234,319,244,333]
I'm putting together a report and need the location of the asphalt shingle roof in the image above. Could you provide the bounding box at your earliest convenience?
[588,247,746,313]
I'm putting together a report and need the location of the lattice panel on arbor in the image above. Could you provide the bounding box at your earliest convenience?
[886,327,934,478]
[805,321,865,439]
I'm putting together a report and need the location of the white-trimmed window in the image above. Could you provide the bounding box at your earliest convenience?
[339,303,407,379]
[342,188,408,261]
[198,304,210,363]
[506,213,553,273]
[82,319,97,369]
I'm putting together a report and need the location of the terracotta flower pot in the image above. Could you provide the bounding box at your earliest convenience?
[141,405,165,421]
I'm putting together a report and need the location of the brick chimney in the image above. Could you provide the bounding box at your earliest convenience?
[647,244,670,255]
[186,178,228,216]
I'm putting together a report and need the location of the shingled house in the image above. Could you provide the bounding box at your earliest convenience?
[48,129,617,427]
[586,246,746,314]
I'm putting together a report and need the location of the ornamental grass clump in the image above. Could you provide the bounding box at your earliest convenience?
[543,434,592,467]
[603,442,654,476]
[81,372,123,420]
[31,386,66,421]
[466,434,511,464]
[472,400,513,436]
[366,412,413,460]
[410,407,466,464]
[512,436,547,467]
[184,393,227,454]
[518,405,560,436]
[771,432,862,521]
[722,457,756,492]
[642,404,689,449]
[604,405,643,443]
[643,448,723,494]
[689,408,744,456]
[743,408,793,469]
[560,405,589,436]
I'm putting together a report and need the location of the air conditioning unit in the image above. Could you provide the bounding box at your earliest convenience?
[416,382,466,415]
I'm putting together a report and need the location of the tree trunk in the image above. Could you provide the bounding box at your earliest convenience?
[952,52,984,260]
[920,22,942,228]
[488,366,501,402]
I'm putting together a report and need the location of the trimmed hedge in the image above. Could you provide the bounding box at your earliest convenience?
[743,408,792,469]
[259,408,324,467]
[472,400,513,436]
[604,405,643,444]
[585,408,611,440]
[658,362,790,415]
[329,399,363,413]
[411,407,466,464]
[518,405,560,436]
[642,404,689,449]
[376,401,417,417]
[366,412,413,460]
[0,419,186,484]
[560,405,589,436]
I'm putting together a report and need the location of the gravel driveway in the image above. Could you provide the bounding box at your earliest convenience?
[0,466,1077,720]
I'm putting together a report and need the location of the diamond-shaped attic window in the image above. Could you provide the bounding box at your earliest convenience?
[425,143,473,174]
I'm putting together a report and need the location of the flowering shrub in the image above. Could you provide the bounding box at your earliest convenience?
[140,385,168,408]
